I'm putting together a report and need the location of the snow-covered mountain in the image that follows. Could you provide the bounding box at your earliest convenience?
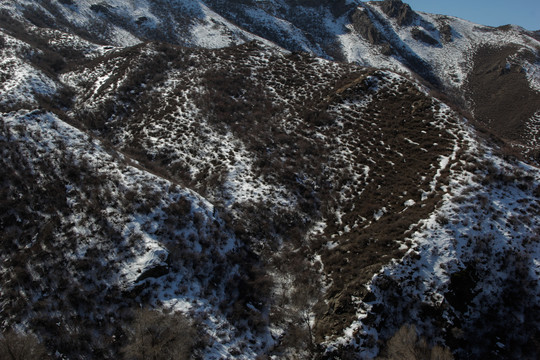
[0,1,539,359]
[2,0,539,157]
[2,0,538,82]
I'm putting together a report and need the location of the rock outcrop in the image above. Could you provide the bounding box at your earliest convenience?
[378,0,417,26]
[350,7,384,45]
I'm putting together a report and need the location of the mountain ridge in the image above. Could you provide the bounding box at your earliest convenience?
[2,0,539,159]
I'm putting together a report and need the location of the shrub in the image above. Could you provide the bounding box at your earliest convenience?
[534,185,540,198]
[121,309,196,360]
[377,324,453,360]
[0,329,48,360]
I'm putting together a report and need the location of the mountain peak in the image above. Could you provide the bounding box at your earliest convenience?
[376,0,417,26]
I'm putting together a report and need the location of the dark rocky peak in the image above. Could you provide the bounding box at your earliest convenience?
[350,7,385,46]
[377,0,417,26]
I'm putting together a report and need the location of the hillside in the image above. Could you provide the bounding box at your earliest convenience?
[2,0,539,158]
[0,1,539,359]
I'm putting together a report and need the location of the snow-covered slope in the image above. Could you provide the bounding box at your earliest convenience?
[2,0,538,83]
[0,108,259,358]
[326,127,540,358]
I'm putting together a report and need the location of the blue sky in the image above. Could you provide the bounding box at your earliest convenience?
[404,0,540,30]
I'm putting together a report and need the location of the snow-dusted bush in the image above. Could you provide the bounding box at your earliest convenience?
[376,324,453,360]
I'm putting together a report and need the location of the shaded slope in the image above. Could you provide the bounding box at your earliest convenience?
[466,45,540,161]
[0,110,242,358]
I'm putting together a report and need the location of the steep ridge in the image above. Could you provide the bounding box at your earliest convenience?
[0,1,540,359]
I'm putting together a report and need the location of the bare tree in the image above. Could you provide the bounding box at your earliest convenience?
[378,324,453,360]
[122,309,196,360]
[270,249,323,357]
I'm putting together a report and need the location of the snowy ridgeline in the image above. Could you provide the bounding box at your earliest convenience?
[2,0,539,91]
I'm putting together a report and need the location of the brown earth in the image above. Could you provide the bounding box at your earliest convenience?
[466,45,540,146]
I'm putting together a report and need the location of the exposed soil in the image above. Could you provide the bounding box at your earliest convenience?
[466,45,540,144]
